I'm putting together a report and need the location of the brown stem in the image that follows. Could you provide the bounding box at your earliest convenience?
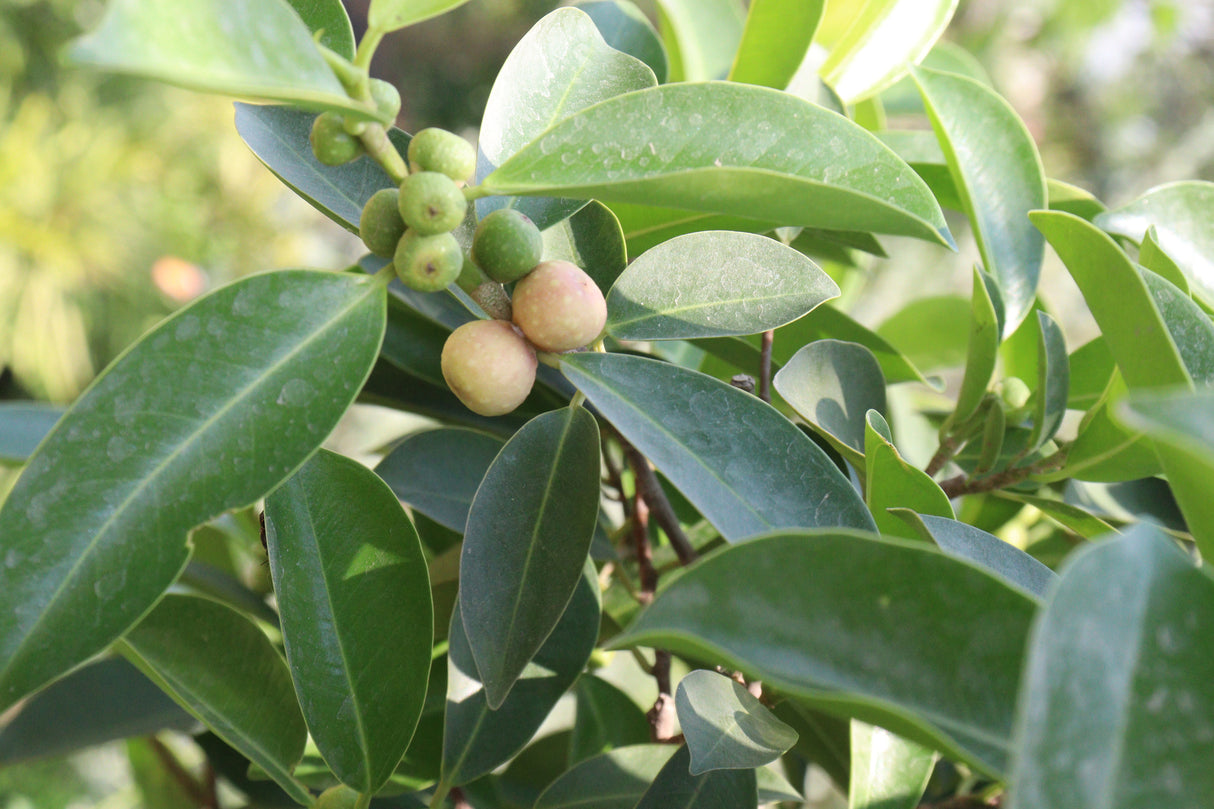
[468,282,512,321]
[924,434,961,478]
[633,492,656,604]
[759,330,773,403]
[147,736,213,808]
[451,786,472,809]
[938,452,1067,499]
[622,442,698,566]
[647,650,681,742]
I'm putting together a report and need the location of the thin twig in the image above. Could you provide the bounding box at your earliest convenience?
[633,492,657,604]
[451,786,472,809]
[622,442,698,566]
[147,736,213,808]
[924,434,960,478]
[938,452,1067,499]
[647,650,680,742]
[759,329,773,403]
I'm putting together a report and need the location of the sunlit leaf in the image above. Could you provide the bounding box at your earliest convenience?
[848,722,935,809]
[675,669,798,774]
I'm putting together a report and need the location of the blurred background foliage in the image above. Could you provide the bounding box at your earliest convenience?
[0,0,1212,807]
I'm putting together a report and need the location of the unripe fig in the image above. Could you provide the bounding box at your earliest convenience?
[512,261,607,352]
[310,112,363,166]
[408,127,477,182]
[471,209,543,284]
[398,171,467,235]
[313,785,359,809]
[441,319,537,416]
[394,230,463,292]
[359,188,407,258]
[369,78,401,121]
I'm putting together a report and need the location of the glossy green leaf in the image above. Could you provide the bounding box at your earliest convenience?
[485,83,953,247]
[775,340,886,469]
[914,67,1047,336]
[1030,311,1069,451]
[1140,268,1214,384]
[606,231,839,340]
[848,722,935,809]
[634,743,757,809]
[379,294,450,388]
[0,270,385,714]
[876,129,962,211]
[1094,180,1214,308]
[571,676,650,763]
[461,406,601,709]
[1047,178,1106,221]
[476,7,656,229]
[728,0,824,89]
[613,531,1038,776]
[951,268,1001,425]
[560,352,875,541]
[876,295,970,372]
[0,402,62,465]
[288,0,355,59]
[441,566,600,787]
[895,513,1054,600]
[66,0,381,121]
[1008,525,1214,809]
[369,0,472,32]
[655,0,745,81]
[0,657,196,765]
[610,202,782,256]
[120,594,311,805]
[264,449,432,792]
[375,428,502,533]
[821,0,959,103]
[575,0,669,84]
[675,669,798,774]
[1139,225,1189,293]
[235,104,408,234]
[865,415,953,541]
[541,200,629,296]
[535,744,678,809]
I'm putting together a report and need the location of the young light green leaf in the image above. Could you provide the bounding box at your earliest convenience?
[368,0,472,32]
[67,0,380,121]
[1094,180,1214,308]
[634,743,757,809]
[606,231,839,341]
[1048,371,1162,484]
[728,0,824,89]
[287,0,355,59]
[655,0,745,81]
[848,722,936,809]
[571,676,650,764]
[997,493,1116,540]
[821,0,960,103]
[951,268,1000,425]
[675,669,798,774]
[1030,311,1069,451]
[575,0,669,83]
[485,83,953,247]
[476,7,656,229]
[876,294,970,372]
[865,416,953,541]
[0,402,62,465]
[560,352,876,542]
[535,744,679,809]
[375,428,503,533]
[461,406,601,709]
[120,594,312,806]
[264,449,432,793]
[775,340,886,469]
[913,67,1047,336]
[612,531,1039,776]
[0,270,385,714]
[442,566,600,787]
[1067,337,1115,410]
[235,104,409,233]
[1047,178,1106,221]
[1008,525,1214,809]
[1139,226,1189,293]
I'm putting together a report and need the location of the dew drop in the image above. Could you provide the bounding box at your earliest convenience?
[107,435,137,463]
[277,379,316,407]
[174,316,200,342]
[93,568,128,601]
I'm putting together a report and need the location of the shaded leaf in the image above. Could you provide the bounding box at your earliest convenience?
[774,702,851,789]
[606,231,839,341]
[997,492,1116,540]
[0,270,385,714]
[541,200,629,296]
[675,669,798,775]
[728,0,824,90]
[460,406,601,709]
[1029,311,1068,451]
[288,0,355,59]
[375,427,503,532]
[848,722,935,809]
[575,0,669,84]
[535,744,678,809]
[560,352,875,541]
[634,744,757,809]
[571,676,651,763]
[776,305,930,386]
[0,402,63,465]
[951,268,1000,425]
[369,0,472,32]
[655,0,745,81]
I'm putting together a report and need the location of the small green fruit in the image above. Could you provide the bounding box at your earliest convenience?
[441,319,537,416]
[394,230,463,292]
[359,188,407,259]
[398,171,467,235]
[313,785,359,809]
[471,209,543,284]
[369,78,401,121]
[512,260,607,352]
[408,127,477,182]
[310,112,363,166]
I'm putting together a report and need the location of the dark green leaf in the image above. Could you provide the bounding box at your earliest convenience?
[235,104,409,233]
[375,428,503,533]
[865,416,953,541]
[380,294,451,388]
[774,340,886,468]
[610,202,782,256]
[774,702,851,789]
[848,722,935,809]
[635,744,757,808]
[1009,525,1214,809]
[0,657,196,765]
[368,0,472,32]
[67,0,381,121]
[1030,311,1068,450]
[542,201,629,296]
[913,67,1046,336]
[655,0,745,81]
[575,0,669,83]
[0,270,385,714]
[535,744,678,809]
[675,669,798,774]
[560,352,875,541]
[728,0,824,89]
[287,0,355,59]
[612,531,1038,776]
[606,231,839,341]
[485,83,953,247]
[264,449,432,792]
[441,565,600,787]
[121,594,311,805]
[571,676,650,763]
[461,406,601,709]
[0,402,63,465]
